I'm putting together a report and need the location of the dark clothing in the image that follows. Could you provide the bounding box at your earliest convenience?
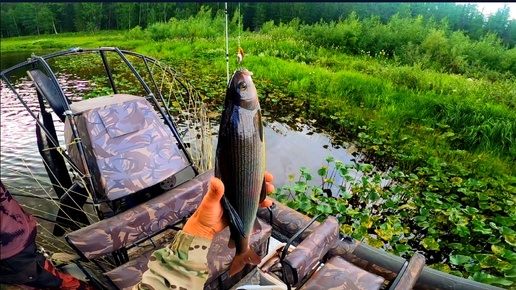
[0,180,91,289]
[0,242,61,287]
[0,180,37,259]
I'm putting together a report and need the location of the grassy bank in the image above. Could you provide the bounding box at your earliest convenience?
[2,18,516,287]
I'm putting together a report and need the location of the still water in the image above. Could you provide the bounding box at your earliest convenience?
[1,50,356,210]
[0,49,358,256]
[1,80,354,190]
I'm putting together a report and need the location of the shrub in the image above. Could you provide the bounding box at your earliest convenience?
[147,22,172,41]
[126,25,146,40]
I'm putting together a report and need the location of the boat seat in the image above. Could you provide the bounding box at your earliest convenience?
[281,216,340,288]
[387,252,426,290]
[103,218,272,290]
[299,251,426,290]
[66,169,272,290]
[299,256,385,290]
[27,69,72,122]
[64,94,190,201]
[65,170,212,285]
[204,219,271,290]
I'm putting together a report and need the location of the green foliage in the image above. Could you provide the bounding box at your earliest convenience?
[272,156,516,286]
[2,2,516,52]
[298,12,362,54]
[146,22,172,41]
[245,12,516,79]
[2,12,516,287]
[145,6,236,42]
[126,25,145,40]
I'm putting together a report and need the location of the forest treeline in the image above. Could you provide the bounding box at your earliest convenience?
[1,2,515,48]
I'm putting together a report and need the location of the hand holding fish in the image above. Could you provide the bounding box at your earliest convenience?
[183,172,274,240]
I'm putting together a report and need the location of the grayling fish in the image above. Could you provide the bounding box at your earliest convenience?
[214,68,266,276]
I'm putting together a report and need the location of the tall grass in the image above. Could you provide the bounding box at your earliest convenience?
[2,10,516,286]
[1,8,514,167]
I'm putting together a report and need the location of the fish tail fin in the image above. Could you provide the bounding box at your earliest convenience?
[228,248,261,277]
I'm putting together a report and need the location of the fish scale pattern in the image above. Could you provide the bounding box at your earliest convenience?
[227,108,264,240]
[215,69,266,259]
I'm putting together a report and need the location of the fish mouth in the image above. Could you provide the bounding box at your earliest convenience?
[228,69,253,88]
[239,68,253,77]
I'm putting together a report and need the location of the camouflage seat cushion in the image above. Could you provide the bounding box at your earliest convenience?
[65,94,188,200]
[299,256,385,290]
[282,216,339,287]
[104,218,272,290]
[205,218,272,290]
[104,249,155,289]
[66,170,213,260]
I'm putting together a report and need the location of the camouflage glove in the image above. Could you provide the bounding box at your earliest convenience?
[183,171,275,240]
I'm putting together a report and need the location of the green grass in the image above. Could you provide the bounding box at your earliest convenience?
[2,18,516,287]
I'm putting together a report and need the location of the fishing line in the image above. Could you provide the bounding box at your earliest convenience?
[238,2,241,45]
[225,2,230,85]
[237,2,244,68]
[8,153,98,224]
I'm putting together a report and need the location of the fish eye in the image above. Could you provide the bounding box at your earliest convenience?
[238,82,247,91]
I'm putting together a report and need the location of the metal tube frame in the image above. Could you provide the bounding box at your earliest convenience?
[1,47,201,209]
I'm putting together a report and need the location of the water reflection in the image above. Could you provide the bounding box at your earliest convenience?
[1,51,355,199]
[263,121,355,185]
[1,80,355,191]
[1,50,358,257]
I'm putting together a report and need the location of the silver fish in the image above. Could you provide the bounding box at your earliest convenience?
[214,68,266,276]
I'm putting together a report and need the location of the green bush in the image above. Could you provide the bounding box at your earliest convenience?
[299,12,362,54]
[147,22,172,41]
[126,25,146,40]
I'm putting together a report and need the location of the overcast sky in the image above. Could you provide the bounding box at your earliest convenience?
[457,2,516,20]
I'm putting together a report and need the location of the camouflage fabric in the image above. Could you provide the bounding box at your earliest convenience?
[104,218,271,290]
[257,200,396,282]
[258,200,423,288]
[282,216,339,286]
[66,170,213,259]
[133,230,212,290]
[299,256,385,290]
[257,199,359,253]
[392,253,425,290]
[105,250,154,290]
[257,199,345,245]
[204,218,272,289]
[64,94,187,200]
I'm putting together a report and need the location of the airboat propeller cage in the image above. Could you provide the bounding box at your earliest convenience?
[0,47,202,205]
[64,94,187,200]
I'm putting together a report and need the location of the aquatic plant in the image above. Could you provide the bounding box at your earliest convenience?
[2,10,516,287]
[272,157,516,287]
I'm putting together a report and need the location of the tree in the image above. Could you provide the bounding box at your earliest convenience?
[1,6,20,37]
[59,3,76,33]
[75,3,104,32]
[485,5,511,39]
[36,5,57,34]
[502,20,516,48]
[115,3,137,30]
[252,3,267,30]
[14,3,39,35]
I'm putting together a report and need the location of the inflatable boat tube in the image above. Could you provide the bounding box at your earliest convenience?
[257,199,503,290]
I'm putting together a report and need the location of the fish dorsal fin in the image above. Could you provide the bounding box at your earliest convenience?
[221,195,245,237]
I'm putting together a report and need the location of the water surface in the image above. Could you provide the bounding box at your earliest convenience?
[1,50,355,193]
[1,49,358,255]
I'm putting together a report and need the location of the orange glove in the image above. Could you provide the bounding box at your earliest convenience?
[183,171,275,239]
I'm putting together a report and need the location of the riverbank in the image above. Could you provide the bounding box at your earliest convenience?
[2,27,515,287]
